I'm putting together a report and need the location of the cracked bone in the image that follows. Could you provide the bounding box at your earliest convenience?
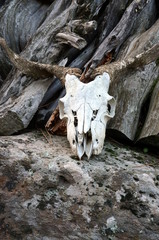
[59,72,116,159]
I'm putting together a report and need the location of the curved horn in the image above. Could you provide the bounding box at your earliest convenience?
[89,42,159,81]
[0,37,81,85]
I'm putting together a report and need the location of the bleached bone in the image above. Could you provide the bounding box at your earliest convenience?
[59,72,116,159]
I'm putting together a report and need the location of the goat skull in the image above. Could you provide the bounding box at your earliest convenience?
[59,72,116,159]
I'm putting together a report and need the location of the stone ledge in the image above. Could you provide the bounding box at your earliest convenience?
[0,131,159,240]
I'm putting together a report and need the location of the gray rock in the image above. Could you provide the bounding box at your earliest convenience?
[0,131,159,239]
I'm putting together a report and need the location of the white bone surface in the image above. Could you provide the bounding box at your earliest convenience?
[59,72,116,159]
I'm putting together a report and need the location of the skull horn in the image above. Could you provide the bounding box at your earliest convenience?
[0,37,81,85]
[88,42,159,81]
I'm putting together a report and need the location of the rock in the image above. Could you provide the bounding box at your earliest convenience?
[0,131,159,240]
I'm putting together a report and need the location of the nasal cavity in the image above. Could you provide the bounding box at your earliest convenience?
[72,110,78,127]
[107,103,111,113]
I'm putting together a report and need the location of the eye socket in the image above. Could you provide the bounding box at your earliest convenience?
[74,117,78,127]
[91,116,95,121]
[93,110,98,115]
[72,110,76,116]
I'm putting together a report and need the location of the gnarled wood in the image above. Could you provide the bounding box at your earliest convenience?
[69,20,97,36]
[56,31,87,50]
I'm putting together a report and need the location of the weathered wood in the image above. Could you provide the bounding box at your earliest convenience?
[85,0,155,76]
[138,79,159,145]
[0,0,79,135]
[0,77,54,135]
[21,0,80,62]
[76,0,109,18]
[69,20,97,36]
[106,19,159,141]
[117,18,159,60]
[56,31,87,50]
[108,62,159,141]
[0,0,99,135]
[0,0,50,80]
[36,78,65,126]
[98,0,132,44]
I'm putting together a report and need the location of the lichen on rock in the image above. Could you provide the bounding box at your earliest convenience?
[0,131,159,239]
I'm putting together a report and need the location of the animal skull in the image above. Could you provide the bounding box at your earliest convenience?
[59,72,116,159]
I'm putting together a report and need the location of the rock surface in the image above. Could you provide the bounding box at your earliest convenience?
[0,131,159,240]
